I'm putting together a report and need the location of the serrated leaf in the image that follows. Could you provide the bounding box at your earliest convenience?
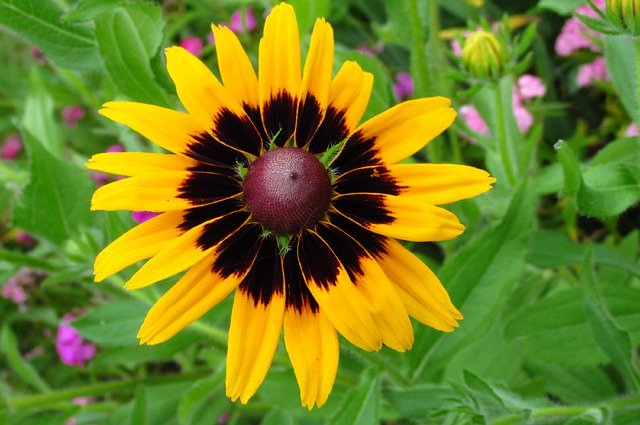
[383,384,461,418]
[578,163,640,217]
[64,0,126,22]
[178,372,224,424]
[590,137,640,166]
[604,35,640,125]
[12,130,95,245]
[0,0,100,70]
[73,300,148,346]
[95,7,169,106]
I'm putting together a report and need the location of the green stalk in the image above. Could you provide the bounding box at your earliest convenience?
[406,0,431,96]
[493,81,517,186]
[4,371,208,411]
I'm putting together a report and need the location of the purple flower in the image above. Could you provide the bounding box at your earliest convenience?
[180,37,204,56]
[132,211,158,223]
[106,143,125,153]
[1,135,22,160]
[576,57,610,87]
[555,0,605,57]
[516,74,546,100]
[15,231,36,248]
[89,171,109,187]
[356,43,384,56]
[393,72,414,101]
[228,8,257,34]
[459,105,489,137]
[62,106,85,129]
[56,314,96,366]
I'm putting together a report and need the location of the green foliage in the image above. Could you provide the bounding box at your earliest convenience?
[0,0,639,424]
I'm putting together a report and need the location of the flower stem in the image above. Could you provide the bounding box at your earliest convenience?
[3,371,208,412]
[493,81,517,185]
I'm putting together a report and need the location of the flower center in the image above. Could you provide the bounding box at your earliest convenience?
[243,147,332,234]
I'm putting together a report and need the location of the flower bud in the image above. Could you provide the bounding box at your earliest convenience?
[608,0,640,31]
[462,30,508,79]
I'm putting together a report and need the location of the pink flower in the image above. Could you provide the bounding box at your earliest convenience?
[180,37,204,56]
[228,8,257,34]
[576,57,610,87]
[132,211,157,223]
[516,74,546,100]
[1,268,44,308]
[450,38,463,56]
[356,43,383,56]
[62,106,85,129]
[393,72,414,100]
[624,122,639,137]
[1,135,22,160]
[89,171,109,187]
[56,314,96,366]
[106,143,124,153]
[555,0,605,57]
[208,31,216,45]
[460,105,489,136]
[15,231,36,248]
[512,92,533,133]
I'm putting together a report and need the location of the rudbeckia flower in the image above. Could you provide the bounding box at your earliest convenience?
[88,2,495,409]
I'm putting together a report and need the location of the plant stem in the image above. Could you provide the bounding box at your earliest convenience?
[493,81,517,185]
[406,0,431,97]
[4,371,208,411]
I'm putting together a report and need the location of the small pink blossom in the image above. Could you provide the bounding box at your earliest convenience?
[62,106,85,129]
[106,143,125,153]
[576,57,610,87]
[89,171,109,187]
[624,122,639,137]
[555,0,605,57]
[1,135,22,160]
[460,105,490,138]
[228,8,257,34]
[1,268,44,308]
[180,37,204,56]
[132,211,157,223]
[208,31,216,45]
[512,93,533,133]
[516,74,546,100]
[393,72,414,101]
[356,43,384,56]
[15,231,36,248]
[450,38,463,56]
[56,314,96,366]
[65,418,77,425]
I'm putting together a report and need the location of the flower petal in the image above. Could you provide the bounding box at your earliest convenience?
[297,231,382,351]
[296,18,334,145]
[377,239,462,331]
[124,211,249,289]
[388,163,496,205]
[94,211,184,282]
[226,290,285,403]
[99,101,203,155]
[284,308,338,409]
[87,152,198,176]
[138,256,246,344]
[328,61,373,132]
[211,24,259,108]
[91,172,193,212]
[333,193,465,242]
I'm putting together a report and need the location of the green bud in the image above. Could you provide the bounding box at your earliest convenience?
[462,30,508,79]
[607,0,640,33]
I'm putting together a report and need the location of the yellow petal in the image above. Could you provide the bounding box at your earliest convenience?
[226,290,285,403]
[377,239,462,331]
[296,18,334,144]
[297,232,382,351]
[86,152,198,176]
[388,163,496,205]
[342,194,465,242]
[259,3,301,102]
[94,211,184,282]
[328,61,373,132]
[91,172,193,212]
[356,98,456,164]
[284,308,338,409]
[211,24,259,108]
[138,257,245,344]
[352,256,414,351]
[124,212,248,290]
[99,101,203,154]
[165,46,248,133]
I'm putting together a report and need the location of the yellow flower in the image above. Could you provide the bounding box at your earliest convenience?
[88,2,495,409]
[462,30,508,78]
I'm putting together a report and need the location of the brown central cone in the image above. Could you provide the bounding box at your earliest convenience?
[243,147,332,234]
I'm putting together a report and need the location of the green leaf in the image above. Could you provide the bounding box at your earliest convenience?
[383,384,460,418]
[578,163,640,217]
[536,0,591,15]
[590,137,640,167]
[410,181,535,380]
[288,0,330,36]
[20,67,62,157]
[64,0,127,22]
[460,371,530,421]
[12,130,95,245]
[72,300,148,346]
[604,35,640,125]
[0,0,99,70]
[128,386,147,425]
[0,324,50,392]
[94,7,169,106]
[330,371,378,425]
[581,252,640,391]
[178,372,224,424]
[261,409,296,425]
